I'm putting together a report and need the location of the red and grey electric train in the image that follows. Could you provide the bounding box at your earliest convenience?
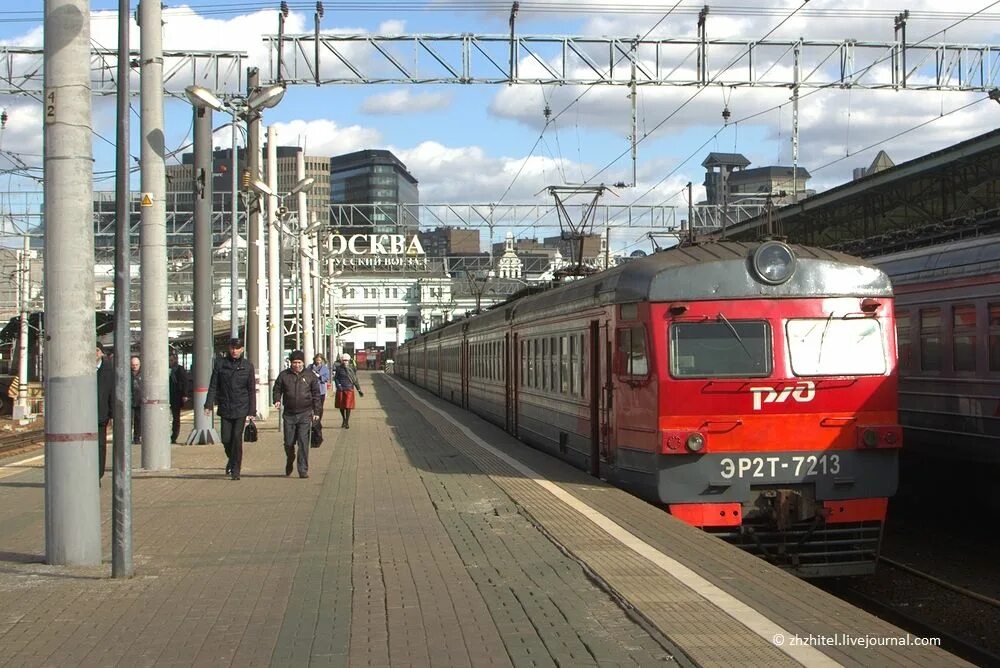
[397,241,901,576]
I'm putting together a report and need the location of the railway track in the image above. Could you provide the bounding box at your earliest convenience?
[879,556,1000,610]
[0,429,45,458]
[824,557,1000,667]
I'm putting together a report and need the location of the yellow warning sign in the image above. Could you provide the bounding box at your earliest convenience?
[140,193,153,207]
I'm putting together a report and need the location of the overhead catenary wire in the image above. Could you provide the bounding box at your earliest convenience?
[6,4,1000,22]
[580,0,812,189]
[496,0,685,234]
[605,0,1000,218]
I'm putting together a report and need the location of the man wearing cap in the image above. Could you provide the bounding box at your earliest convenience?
[272,350,321,478]
[205,338,257,480]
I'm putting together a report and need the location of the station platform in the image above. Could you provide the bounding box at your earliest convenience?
[0,371,969,667]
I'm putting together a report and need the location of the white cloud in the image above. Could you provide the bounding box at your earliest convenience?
[378,20,407,35]
[361,89,452,114]
[268,118,382,157]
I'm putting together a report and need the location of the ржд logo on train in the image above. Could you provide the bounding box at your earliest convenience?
[749,380,816,411]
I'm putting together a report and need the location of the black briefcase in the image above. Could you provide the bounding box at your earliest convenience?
[243,420,258,443]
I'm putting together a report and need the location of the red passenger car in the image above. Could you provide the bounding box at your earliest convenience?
[398,241,901,576]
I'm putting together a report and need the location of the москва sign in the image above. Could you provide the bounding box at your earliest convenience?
[329,234,429,270]
[329,234,425,256]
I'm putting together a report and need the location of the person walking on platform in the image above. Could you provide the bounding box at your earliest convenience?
[168,352,189,444]
[130,355,143,444]
[333,353,363,429]
[273,350,321,478]
[96,344,114,480]
[204,338,257,480]
[307,354,330,447]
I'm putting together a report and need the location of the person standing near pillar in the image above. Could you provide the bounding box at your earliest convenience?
[168,352,189,444]
[273,350,320,478]
[333,353,363,429]
[307,353,329,447]
[130,355,142,444]
[204,338,256,480]
[96,344,114,479]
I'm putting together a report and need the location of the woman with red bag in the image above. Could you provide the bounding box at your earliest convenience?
[333,353,363,429]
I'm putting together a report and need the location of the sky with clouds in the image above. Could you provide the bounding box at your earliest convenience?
[2,1,999,252]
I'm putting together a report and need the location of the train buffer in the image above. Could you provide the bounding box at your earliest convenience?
[0,372,971,666]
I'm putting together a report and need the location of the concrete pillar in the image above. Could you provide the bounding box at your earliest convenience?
[42,0,101,565]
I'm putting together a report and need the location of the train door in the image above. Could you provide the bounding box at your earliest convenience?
[504,333,513,432]
[461,339,469,409]
[421,340,428,387]
[589,320,608,477]
[512,333,520,436]
[435,342,443,395]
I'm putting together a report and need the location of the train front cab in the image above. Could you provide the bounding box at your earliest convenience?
[644,295,901,577]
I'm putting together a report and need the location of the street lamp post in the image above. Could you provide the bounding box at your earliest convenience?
[249,173,315,360]
[183,88,220,445]
[311,268,343,364]
[183,83,286,340]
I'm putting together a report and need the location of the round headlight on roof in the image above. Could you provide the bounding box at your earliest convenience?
[752,241,796,285]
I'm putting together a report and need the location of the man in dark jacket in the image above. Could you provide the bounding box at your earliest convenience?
[130,355,142,444]
[272,350,321,478]
[96,344,114,479]
[204,338,257,480]
[168,352,189,444]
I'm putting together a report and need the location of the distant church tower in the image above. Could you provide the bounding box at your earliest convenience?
[496,232,523,279]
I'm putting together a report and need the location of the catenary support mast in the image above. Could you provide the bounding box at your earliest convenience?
[139,0,170,470]
[42,0,101,565]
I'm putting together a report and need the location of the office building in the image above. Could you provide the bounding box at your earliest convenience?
[329,149,419,234]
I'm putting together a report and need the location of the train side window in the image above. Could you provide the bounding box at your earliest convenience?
[542,338,550,390]
[617,326,649,377]
[920,308,942,371]
[560,336,570,394]
[529,340,535,388]
[989,305,1000,372]
[520,339,528,387]
[570,335,580,396]
[550,337,559,392]
[952,304,976,373]
[896,310,912,371]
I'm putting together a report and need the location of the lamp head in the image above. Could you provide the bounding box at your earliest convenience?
[289,176,316,195]
[249,179,274,197]
[184,85,226,112]
[246,84,286,112]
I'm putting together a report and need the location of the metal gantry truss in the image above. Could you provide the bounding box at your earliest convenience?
[265,33,1000,91]
[0,197,766,260]
[324,202,764,233]
[0,47,248,96]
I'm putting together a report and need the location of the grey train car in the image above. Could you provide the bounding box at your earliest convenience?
[874,234,1000,465]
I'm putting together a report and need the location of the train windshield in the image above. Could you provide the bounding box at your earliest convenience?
[670,320,771,378]
[786,317,886,376]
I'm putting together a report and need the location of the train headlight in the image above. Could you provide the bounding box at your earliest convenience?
[686,432,706,452]
[752,241,796,285]
[862,428,879,448]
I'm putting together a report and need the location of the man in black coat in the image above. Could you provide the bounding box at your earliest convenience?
[204,338,257,480]
[130,355,142,444]
[96,344,114,480]
[168,352,189,444]
[272,350,321,478]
